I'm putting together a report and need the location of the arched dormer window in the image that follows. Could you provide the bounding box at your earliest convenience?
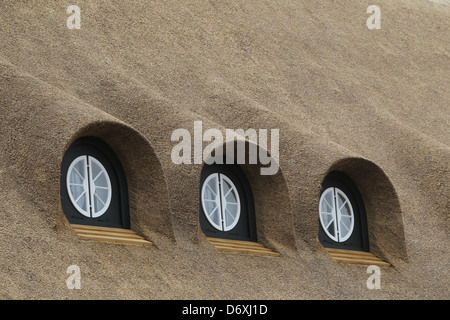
[199,163,257,242]
[318,172,369,252]
[60,137,130,229]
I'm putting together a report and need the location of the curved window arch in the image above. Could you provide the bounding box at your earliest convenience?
[60,137,130,229]
[201,173,241,232]
[319,187,355,242]
[66,155,113,218]
[199,163,256,242]
[318,172,369,252]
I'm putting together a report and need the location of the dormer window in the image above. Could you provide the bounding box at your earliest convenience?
[60,137,130,229]
[66,155,112,218]
[318,172,369,252]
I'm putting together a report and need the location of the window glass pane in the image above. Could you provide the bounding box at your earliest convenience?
[69,159,86,184]
[75,193,87,212]
[69,170,83,185]
[204,201,216,215]
[340,216,352,232]
[225,206,237,226]
[225,190,237,203]
[94,195,104,212]
[74,160,86,178]
[91,161,102,180]
[326,220,335,237]
[95,172,108,188]
[340,203,352,217]
[222,180,231,195]
[323,191,333,212]
[337,193,346,208]
[321,213,334,231]
[95,189,108,204]
[70,185,84,201]
[205,178,217,200]
[210,207,221,226]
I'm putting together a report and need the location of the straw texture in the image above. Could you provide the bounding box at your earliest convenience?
[0,0,448,299]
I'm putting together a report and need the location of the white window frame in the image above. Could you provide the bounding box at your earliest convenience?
[201,173,241,232]
[319,187,355,242]
[66,155,112,218]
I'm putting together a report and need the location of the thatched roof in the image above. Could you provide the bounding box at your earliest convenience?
[0,0,448,299]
